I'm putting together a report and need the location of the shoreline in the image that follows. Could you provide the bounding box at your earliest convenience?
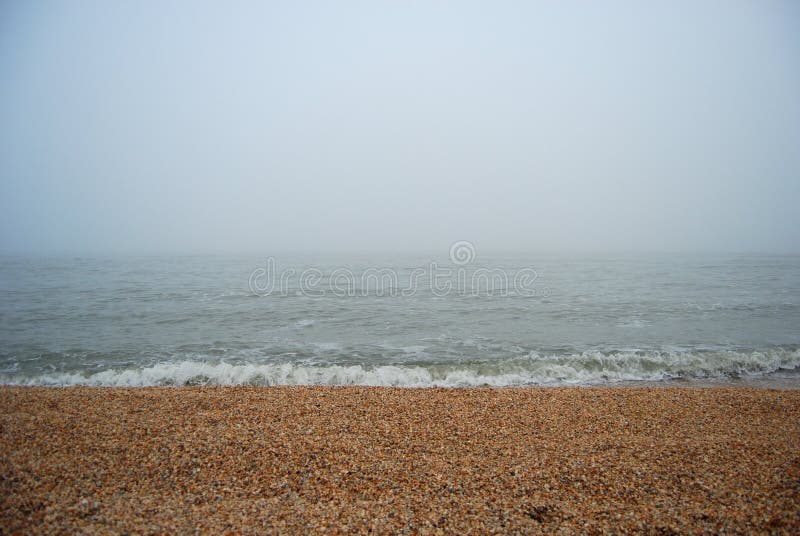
[2,377,799,389]
[2,386,799,533]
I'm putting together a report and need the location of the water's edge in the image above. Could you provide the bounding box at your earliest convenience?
[3,348,798,388]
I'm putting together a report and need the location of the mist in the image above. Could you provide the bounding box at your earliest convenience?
[1,0,798,254]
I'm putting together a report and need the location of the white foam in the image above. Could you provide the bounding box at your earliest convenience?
[2,348,799,387]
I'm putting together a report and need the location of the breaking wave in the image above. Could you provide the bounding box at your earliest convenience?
[2,348,799,387]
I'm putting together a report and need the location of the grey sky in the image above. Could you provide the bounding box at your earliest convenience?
[1,1,798,254]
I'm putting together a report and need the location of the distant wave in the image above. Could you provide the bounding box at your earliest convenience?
[2,348,799,387]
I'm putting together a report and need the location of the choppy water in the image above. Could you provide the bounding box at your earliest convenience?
[1,252,799,387]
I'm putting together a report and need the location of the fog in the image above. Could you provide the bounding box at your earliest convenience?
[1,1,798,254]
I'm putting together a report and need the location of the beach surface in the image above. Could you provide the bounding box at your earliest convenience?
[1,386,799,534]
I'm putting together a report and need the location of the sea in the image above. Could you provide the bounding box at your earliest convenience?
[1,251,799,387]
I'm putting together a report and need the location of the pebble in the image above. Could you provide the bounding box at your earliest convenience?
[1,386,798,534]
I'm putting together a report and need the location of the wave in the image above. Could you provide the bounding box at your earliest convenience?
[2,348,799,387]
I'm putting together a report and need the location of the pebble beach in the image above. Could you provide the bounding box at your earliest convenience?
[1,386,799,534]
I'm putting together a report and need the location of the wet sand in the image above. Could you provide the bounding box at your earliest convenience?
[1,386,799,534]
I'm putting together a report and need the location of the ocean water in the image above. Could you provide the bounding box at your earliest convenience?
[1,252,799,387]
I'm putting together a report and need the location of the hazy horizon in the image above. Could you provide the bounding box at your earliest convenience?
[2,1,799,255]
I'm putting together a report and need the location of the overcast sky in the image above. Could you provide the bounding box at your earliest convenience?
[1,1,798,254]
